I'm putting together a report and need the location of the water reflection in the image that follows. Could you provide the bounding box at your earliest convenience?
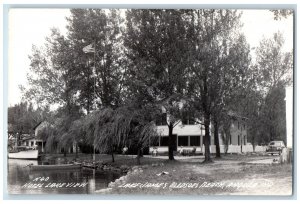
[7,159,121,194]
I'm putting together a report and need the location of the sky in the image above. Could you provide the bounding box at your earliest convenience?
[7,9,294,106]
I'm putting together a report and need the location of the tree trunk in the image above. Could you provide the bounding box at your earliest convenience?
[75,143,78,159]
[168,124,175,160]
[136,148,142,165]
[203,113,212,163]
[111,152,115,163]
[214,119,221,158]
[87,99,90,114]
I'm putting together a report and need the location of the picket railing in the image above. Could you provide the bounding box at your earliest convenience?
[150,144,267,154]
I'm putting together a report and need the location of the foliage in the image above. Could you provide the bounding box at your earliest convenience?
[17,9,293,162]
[124,9,192,160]
[8,102,50,135]
[21,29,77,111]
[186,9,248,161]
[270,9,293,20]
[255,32,293,91]
[67,9,126,110]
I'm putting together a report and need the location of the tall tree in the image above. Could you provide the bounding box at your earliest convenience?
[124,9,190,160]
[255,32,292,90]
[254,32,292,143]
[187,9,247,162]
[66,9,125,111]
[21,28,78,113]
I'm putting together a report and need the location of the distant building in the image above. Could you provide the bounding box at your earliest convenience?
[150,111,265,154]
[151,112,205,153]
[16,121,50,153]
[221,111,248,146]
[33,121,77,154]
[20,134,45,153]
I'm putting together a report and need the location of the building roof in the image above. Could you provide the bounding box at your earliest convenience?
[33,121,43,131]
[21,134,35,141]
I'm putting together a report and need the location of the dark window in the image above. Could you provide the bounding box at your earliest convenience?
[31,141,34,146]
[160,136,168,146]
[244,136,247,145]
[150,136,159,146]
[229,135,232,145]
[26,141,29,146]
[182,113,196,125]
[182,115,188,125]
[189,117,196,125]
[190,136,200,146]
[244,124,246,130]
[156,113,167,126]
[238,135,240,146]
[178,136,188,146]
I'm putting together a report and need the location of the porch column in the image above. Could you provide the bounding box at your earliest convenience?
[159,135,160,146]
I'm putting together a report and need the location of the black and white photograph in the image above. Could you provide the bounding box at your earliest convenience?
[4,5,294,197]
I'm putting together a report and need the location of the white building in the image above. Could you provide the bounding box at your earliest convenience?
[149,111,265,154]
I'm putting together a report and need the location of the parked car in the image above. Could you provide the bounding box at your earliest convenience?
[266,141,285,155]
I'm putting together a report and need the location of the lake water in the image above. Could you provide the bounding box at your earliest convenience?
[7,159,122,194]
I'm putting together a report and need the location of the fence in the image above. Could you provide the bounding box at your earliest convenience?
[150,144,267,154]
[210,144,267,154]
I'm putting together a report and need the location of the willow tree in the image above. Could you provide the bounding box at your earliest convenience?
[74,106,157,164]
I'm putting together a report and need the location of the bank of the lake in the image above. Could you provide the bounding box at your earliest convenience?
[8,153,142,194]
[97,154,292,196]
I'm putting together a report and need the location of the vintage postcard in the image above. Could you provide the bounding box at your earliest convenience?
[5,5,294,198]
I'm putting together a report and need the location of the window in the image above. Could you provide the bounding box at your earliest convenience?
[31,141,34,146]
[160,136,168,146]
[190,136,200,146]
[156,113,167,126]
[229,135,232,145]
[182,115,188,125]
[243,124,246,130]
[182,112,195,125]
[244,136,247,145]
[178,136,188,146]
[26,141,29,146]
[238,135,240,145]
[150,136,159,146]
[189,117,196,125]
[274,141,282,146]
